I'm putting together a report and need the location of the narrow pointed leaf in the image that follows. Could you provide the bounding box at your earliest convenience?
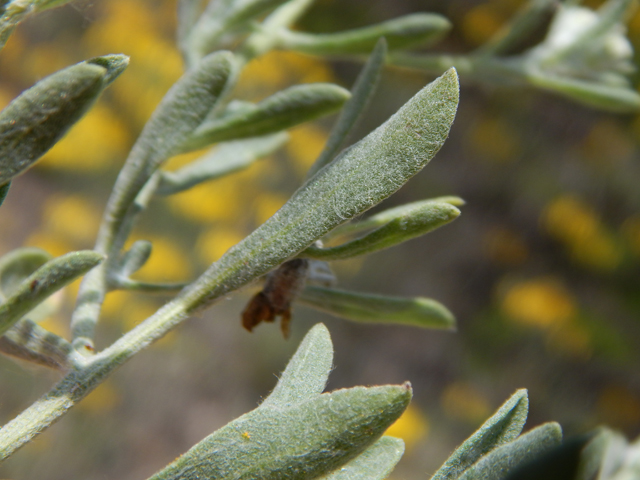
[262,323,333,408]
[458,423,563,480]
[433,389,529,480]
[308,38,387,177]
[181,83,350,152]
[527,73,640,112]
[99,51,233,247]
[300,201,460,260]
[148,383,411,480]
[299,286,455,330]
[0,55,129,184]
[179,69,459,310]
[86,54,130,86]
[319,436,405,480]
[0,251,103,336]
[0,0,75,48]
[0,248,52,299]
[575,428,616,480]
[328,196,465,238]
[115,279,188,293]
[0,181,9,207]
[118,240,153,278]
[158,133,287,194]
[0,319,71,370]
[277,13,451,55]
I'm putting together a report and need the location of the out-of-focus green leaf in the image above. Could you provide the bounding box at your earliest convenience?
[181,84,350,152]
[300,201,460,260]
[458,423,563,480]
[318,436,405,480]
[0,318,71,370]
[298,286,456,330]
[0,248,52,299]
[575,428,617,480]
[179,69,459,310]
[328,196,465,238]
[0,181,9,207]
[159,133,287,194]
[527,73,640,112]
[0,55,128,184]
[0,251,103,336]
[261,323,333,408]
[148,323,411,480]
[307,38,386,178]
[118,240,153,278]
[277,13,451,55]
[433,389,529,480]
[0,0,76,48]
[504,434,592,480]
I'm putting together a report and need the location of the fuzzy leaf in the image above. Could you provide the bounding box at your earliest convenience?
[0,55,128,184]
[118,240,153,278]
[277,13,451,55]
[575,428,616,480]
[299,286,456,330]
[0,319,71,370]
[329,196,465,238]
[261,323,333,408]
[318,436,405,480]
[0,181,9,207]
[0,0,75,48]
[0,248,52,299]
[300,201,460,260]
[179,69,459,310]
[99,51,233,247]
[181,83,350,151]
[458,423,563,480]
[147,324,410,479]
[158,133,287,194]
[308,38,387,177]
[0,251,103,336]
[433,389,529,480]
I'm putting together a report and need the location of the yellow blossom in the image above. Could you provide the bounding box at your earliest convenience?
[385,404,429,451]
[441,382,491,425]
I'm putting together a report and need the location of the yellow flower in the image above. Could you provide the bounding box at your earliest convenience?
[42,195,102,245]
[196,226,246,265]
[501,277,576,329]
[286,125,328,175]
[130,235,191,282]
[385,404,429,450]
[468,116,521,164]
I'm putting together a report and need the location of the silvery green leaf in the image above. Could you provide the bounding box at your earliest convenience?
[148,323,411,480]
[308,38,387,178]
[262,323,333,408]
[118,240,153,278]
[318,436,405,480]
[0,181,9,207]
[433,389,529,480]
[100,51,233,247]
[276,13,451,55]
[328,196,465,239]
[458,423,563,480]
[179,69,458,310]
[177,0,201,57]
[298,286,456,330]
[148,383,411,480]
[300,201,460,261]
[158,133,287,194]
[115,279,189,293]
[526,73,640,112]
[0,318,71,370]
[575,428,618,480]
[0,251,103,336]
[181,84,350,152]
[0,247,52,300]
[0,55,129,184]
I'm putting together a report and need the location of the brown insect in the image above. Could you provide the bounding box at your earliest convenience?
[241,259,309,338]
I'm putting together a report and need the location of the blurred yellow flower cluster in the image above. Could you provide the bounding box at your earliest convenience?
[500,277,592,359]
[542,195,623,271]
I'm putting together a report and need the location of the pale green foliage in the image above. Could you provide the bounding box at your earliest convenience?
[298,286,455,329]
[148,324,410,479]
[0,55,128,184]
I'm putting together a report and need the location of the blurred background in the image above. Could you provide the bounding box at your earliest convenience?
[1,0,640,478]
